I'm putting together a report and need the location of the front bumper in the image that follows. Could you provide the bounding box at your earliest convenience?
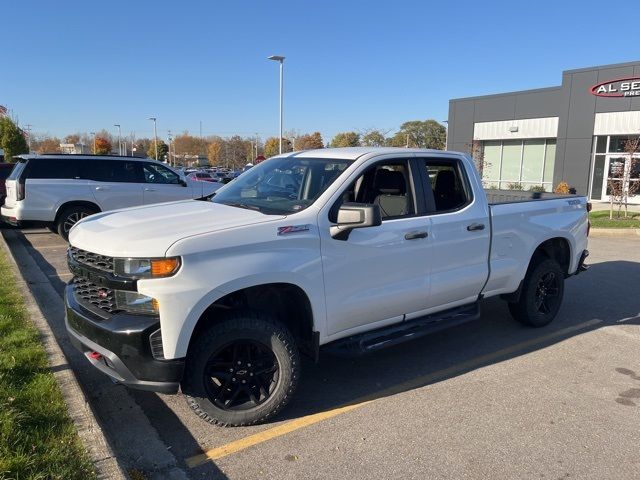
[65,283,184,393]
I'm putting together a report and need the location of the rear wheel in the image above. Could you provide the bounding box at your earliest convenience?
[181,311,300,426]
[56,205,97,241]
[508,258,565,327]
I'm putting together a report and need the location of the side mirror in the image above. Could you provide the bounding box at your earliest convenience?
[179,178,188,187]
[330,203,381,240]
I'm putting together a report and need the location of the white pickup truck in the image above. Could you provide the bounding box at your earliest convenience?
[64,147,589,426]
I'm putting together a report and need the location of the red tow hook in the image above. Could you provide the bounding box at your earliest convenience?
[89,351,102,361]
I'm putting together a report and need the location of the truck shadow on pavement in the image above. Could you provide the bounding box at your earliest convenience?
[281,260,640,421]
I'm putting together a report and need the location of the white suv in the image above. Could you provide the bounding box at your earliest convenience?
[1,154,221,239]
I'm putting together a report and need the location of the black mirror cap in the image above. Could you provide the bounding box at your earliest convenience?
[331,203,381,240]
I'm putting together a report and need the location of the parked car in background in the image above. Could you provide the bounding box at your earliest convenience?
[65,147,588,426]
[187,172,220,183]
[0,163,14,206]
[1,154,222,240]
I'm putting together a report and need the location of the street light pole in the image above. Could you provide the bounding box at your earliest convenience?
[90,132,96,153]
[114,124,121,155]
[268,55,285,154]
[149,117,158,161]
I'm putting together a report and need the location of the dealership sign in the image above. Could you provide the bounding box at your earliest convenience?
[590,77,640,97]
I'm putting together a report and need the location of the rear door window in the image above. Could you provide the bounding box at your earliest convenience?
[84,160,143,183]
[28,159,82,179]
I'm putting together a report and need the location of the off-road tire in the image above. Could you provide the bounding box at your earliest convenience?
[56,205,97,241]
[181,311,300,427]
[508,258,565,327]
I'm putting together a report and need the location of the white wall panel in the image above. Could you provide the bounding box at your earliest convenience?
[473,117,559,140]
[593,111,640,135]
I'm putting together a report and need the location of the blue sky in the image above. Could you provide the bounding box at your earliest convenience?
[2,0,639,143]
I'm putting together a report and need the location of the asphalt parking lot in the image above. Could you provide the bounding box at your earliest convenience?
[3,227,640,480]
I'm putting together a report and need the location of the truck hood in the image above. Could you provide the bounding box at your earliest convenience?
[69,200,284,257]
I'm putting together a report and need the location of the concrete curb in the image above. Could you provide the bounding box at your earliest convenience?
[0,229,127,480]
[590,228,640,237]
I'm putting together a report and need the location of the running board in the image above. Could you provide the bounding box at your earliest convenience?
[323,302,481,357]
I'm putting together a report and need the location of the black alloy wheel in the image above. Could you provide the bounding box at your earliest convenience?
[508,257,565,327]
[182,312,300,426]
[534,271,560,315]
[204,340,279,411]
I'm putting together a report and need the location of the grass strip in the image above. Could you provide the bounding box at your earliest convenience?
[0,248,96,480]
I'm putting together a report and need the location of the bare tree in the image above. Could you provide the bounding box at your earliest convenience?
[465,141,492,186]
[608,136,640,219]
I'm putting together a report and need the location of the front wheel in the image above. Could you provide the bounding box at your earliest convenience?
[508,258,565,327]
[181,312,300,426]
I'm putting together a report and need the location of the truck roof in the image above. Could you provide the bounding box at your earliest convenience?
[282,147,461,160]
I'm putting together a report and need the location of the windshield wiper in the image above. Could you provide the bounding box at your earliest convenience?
[224,202,263,212]
[197,191,217,201]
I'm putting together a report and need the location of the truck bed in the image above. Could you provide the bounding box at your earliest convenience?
[484,189,577,205]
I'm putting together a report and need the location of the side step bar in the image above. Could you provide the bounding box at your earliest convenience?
[323,302,481,357]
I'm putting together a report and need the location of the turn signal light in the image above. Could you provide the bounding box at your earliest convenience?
[150,258,180,277]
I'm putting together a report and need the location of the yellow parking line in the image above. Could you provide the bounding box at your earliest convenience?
[186,317,603,468]
[185,400,373,468]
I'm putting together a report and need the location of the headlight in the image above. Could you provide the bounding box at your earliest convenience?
[114,257,181,279]
[115,291,159,315]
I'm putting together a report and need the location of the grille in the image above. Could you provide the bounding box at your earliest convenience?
[73,277,121,314]
[69,246,114,273]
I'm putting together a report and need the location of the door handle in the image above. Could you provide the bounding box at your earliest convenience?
[95,186,108,191]
[467,223,485,231]
[144,188,157,192]
[405,230,428,240]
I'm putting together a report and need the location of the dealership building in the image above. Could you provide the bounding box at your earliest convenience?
[447,61,640,203]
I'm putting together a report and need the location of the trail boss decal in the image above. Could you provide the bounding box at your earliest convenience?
[590,77,640,97]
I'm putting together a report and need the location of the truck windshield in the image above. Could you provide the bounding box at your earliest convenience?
[212,157,352,214]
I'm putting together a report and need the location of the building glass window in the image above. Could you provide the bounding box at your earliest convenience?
[482,141,501,181]
[480,138,555,191]
[544,140,556,184]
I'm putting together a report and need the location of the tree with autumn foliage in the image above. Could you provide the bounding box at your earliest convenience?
[93,137,112,155]
[31,135,61,154]
[264,137,292,158]
[0,117,28,161]
[330,131,360,148]
[147,140,168,161]
[294,132,324,151]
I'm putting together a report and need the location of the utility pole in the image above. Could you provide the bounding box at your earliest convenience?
[149,117,158,161]
[406,133,410,148]
[167,130,173,166]
[90,132,96,153]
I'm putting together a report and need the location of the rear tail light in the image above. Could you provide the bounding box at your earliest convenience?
[16,182,25,201]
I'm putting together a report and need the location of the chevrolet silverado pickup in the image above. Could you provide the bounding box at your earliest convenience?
[64,147,589,426]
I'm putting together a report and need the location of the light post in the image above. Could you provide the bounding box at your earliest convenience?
[267,55,285,154]
[167,130,173,166]
[90,132,96,153]
[149,117,158,161]
[114,124,121,155]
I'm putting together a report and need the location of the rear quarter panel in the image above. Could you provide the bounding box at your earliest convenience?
[483,197,588,297]
[23,179,94,222]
